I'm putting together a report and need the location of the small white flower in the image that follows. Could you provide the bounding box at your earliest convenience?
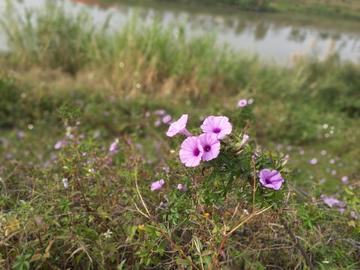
[170,149,175,154]
[244,209,249,215]
[322,260,329,263]
[104,229,112,238]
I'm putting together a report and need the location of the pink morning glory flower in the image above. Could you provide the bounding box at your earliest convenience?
[310,158,318,164]
[109,142,117,151]
[177,184,188,192]
[54,141,63,149]
[259,169,284,190]
[238,99,247,107]
[351,211,358,219]
[162,115,172,123]
[166,114,192,137]
[201,116,232,140]
[160,202,168,207]
[150,179,165,191]
[198,133,220,161]
[323,197,339,207]
[179,137,204,167]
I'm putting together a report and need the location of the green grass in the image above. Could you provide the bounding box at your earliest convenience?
[0,2,359,269]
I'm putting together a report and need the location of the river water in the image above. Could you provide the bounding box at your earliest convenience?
[1,0,360,63]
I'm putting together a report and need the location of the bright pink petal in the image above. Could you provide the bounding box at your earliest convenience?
[179,137,203,167]
[259,169,271,181]
[166,114,189,137]
[199,133,220,161]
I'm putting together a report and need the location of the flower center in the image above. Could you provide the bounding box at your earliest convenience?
[213,128,221,133]
[265,178,271,184]
[193,148,200,156]
[204,145,211,152]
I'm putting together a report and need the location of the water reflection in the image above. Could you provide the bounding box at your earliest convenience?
[2,0,360,62]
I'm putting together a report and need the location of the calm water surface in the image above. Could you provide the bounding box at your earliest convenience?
[1,0,360,63]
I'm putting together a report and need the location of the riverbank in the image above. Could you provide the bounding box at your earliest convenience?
[0,3,359,269]
[98,0,360,21]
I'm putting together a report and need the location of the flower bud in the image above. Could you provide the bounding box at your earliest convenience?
[62,178,68,190]
[177,184,188,192]
[233,134,250,154]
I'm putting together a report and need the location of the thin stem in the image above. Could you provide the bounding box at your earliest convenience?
[280,219,316,270]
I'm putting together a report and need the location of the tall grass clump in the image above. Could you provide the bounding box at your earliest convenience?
[1,1,111,75]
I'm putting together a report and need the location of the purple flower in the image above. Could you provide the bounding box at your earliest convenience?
[162,115,172,124]
[160,202,168,208]
[198,133,220,161]
[341,176,348,183]
[54,141,63,149]
[338,208,346,214]
[62,178,68,190]
[166,114,192,137]
[145,112,151,117]
[154,120,161,127]
[150,179,165,191]
[259,169,284,190]
[179,137,204,167]
[201,116,232,140]
[109,142,117,151]
[323,197,339,207]
[310,158,318,164]
[18,131,25,138]
[154,110,165,115]
[238,99,247,107]
[299,150,305,155]
[253,152,260,159]
[177,184,188,192]
[321,150,327,155]
[351,211,358,219]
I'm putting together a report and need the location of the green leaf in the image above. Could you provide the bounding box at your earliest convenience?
[345,186,355,196]
[117,259,126,270]
[137,251,149,258]
[29,254,42,263]
[176,259,190,265]
[263,191,274,197]
[142,226,155,234]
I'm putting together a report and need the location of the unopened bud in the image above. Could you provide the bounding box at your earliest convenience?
[177,184,188,192]
[233,134,250,153]
[62,178,68,190]
[279,159,288,169]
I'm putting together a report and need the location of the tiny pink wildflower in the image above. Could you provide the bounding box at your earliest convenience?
[151,179,165,191]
